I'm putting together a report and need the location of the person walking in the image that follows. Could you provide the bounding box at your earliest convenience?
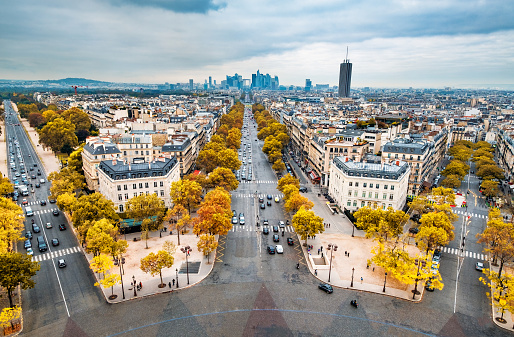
[360,277,363,284]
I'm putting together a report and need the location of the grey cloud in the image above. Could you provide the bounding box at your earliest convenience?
[110,0,225,13]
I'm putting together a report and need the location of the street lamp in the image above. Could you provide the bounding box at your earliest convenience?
[132,275,137,297]
[383,272,388,292]
[176,268,179,288]
[118,255,125,299]
[180,245,192,285]
[351,223,355,237]
[327,243,338,282]
[351,267,355,287]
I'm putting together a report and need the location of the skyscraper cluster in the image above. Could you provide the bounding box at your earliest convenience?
[251,70,279,90]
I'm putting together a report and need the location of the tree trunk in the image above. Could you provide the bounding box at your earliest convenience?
[159,271,163,286]
[7,288,14,308]
[498,260,504,278]
[177,230,181,246]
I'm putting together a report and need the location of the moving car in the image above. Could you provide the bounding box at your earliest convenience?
[273,234,279,242]
[267,200,271,207]
[58,259,66,268]
[40,200,47,206]
[259,197,264,203]
[476,262,484,271]
[274,197,279,203]
[279,221,285,228]
[32,224,40,233]
[287,238,294,245]
[263,227,269,234]
[267,245,276,254]
[46,222,52,229]
[59,224,66,231]
[262,219,269,226]
[52,238,59,246]
[260,203,265,209]
[275,245,283,254]
[239,216,245,225]
[26,248,34,256]
[273,226,279,232]
[318,283,333,294]
[232,216,238,224]
[267,195,272,200]
[299,187,308,193]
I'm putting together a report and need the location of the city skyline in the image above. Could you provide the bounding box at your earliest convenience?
[1,1,513,88]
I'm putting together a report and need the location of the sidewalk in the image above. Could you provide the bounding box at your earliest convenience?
[83,229,215,303]
[487,262,514,333]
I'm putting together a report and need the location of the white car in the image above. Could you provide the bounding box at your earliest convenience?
[275,245,284,254]
[476,262,484,271]
[26,248,34,256]
[46,222,53,229]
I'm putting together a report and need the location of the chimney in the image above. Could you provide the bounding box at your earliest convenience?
[396,161,400,166]
[128,163,131,171]
[112,160,116,165]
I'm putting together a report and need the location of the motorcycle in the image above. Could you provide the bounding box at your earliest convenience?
[31,219,35,224]
[350,300,358,308]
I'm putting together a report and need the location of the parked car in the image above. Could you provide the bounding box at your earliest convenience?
[273,226,279,232]
[52,238,59,246]
[52,209,59,216]
[24,240,32,249]
[232,216,238,224]
[476,262,484,271]
[409,227,419,234]
[299,187,308,193]
[260,203,265,209]
[263,219,269,226]
[287,238,294,245]
[267,245,276,254]
[275,245,283,254]
[46,222,52,229]
[32,224,40,233]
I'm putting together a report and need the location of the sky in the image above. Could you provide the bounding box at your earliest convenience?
[1,0,514,88]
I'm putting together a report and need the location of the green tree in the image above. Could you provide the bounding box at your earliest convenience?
[61,107,91,131]
[38,117,79,153]
[292,206,324,245]
[0,252,40,307]
[140,250,175,287]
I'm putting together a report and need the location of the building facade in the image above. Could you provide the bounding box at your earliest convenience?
[82,137,122,191]
[328,157,410,211]
[338,59,352,98]
[97,156,180,212]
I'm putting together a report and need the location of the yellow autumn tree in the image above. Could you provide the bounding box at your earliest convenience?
[292,206,324,245]
[197,234,218,264]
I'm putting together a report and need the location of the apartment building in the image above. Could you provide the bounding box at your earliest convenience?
[97,156,180,212]
[497,129,514,182]
[161,134,195,176]
[328,157,410,211]
[82,137,122,191]
[111,134,153,163]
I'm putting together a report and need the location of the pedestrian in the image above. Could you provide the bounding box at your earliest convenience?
[348,252,350,258]
[321,246,323,252]
[321,252,324,258]
[373,267,375,272]
[315,269,318,276]
[361,277,363,284]
[140,281,142,288]
[366,264,369,269]
[345,251,347,256]
[173,279,175,286]
[318,248,320,254]
[168,281,171,288]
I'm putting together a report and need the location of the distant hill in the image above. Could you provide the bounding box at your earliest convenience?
[43,78,112,86]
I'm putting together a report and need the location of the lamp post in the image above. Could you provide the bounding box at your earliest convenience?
[383,272,388,292]
[351,267,355,287]
[119,255,125,299]
[351,223,355,237]
[181,245,191,285]
[327,243,338,282]
[132,275,137,297]
[176,268,179,288]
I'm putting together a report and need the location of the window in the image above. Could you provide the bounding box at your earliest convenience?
[146,191,149,195]
[375,192,379,199]
[362,191,366,197]
[135,151,138,155]
[139,192,144,196]
[154,191,158,195]
[402,154,405,159]
[123,151,127,156]
[376,184,379,189]
[160,190,165,196]
[368,192,372,198]
[125,193,128,200]
[119,205,124,212]
[389,194,394,200]
[347,200,351,206]
[124,184,128,190]
[391,185,395,191]
[363,183,367,188]
[355,182,359,187]
[133,184,137,189]
[117,185,121,191]
[388,153,391,158]
[118,194,122,201]
[382,203,386,210]
[418,156,421,160]
[145,182,149,188]
[389,204,392,208]
[383,193,387,199]
[353,200,357,207]
[395,154,398,159]
[369,183,373,188]
[349,182,353,187]
[354,190,358,197]
[384,185,388,190]
[160,182,164,187]
[348,191,352,196]
[154,182,158,187]
[146,151,149,155]
[361,201,365,207]
[139,183,143,189]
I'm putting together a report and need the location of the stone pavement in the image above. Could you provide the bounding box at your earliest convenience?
[0,103,8,178]
[488,262,514,333]
[82,229,214,303]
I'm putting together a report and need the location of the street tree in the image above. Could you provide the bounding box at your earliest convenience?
[448,145,472,162]
[415,225,450,254]
[140,250,174,288]
[197,234,218,264]
[162,240,177,256]
[284,193,314,213]
[60,107,91,131]
[95,273,121,299]
[67,145,84,175]
[0,198,25,253]
[481,180,500,197]
[0,306,22,332]
[282,185,300,201]
[278,174,300,192]
[477,219,514,277]
[89,254,114,279]
[196,149,219,173]
[272,159,286,172]
[354,207,408,242]
[477,164,505,181]
[275,132,290,147]
[0,174,14,196]
[419,211,455,242]
[170,179,202,214]
[292,206,324,245]
[226,128,242,149]
[440,175,461,189]
[475,157,496,171]
[164,205,190,245]
[38,117,78,153]
[480,270,514,322]
[126,193,166,239]
[268,150,282,164]
[216,124,229,139]
[454,140,474,149]
[217,148,241,171]
[208,167,239,191]
[48,166,85,199]
[431,187,456,205]
[85,219,117,257]
[41,109,59,123]
[28,112,46,127]
[441,160,469,179]
[194,187,232,235]
[0,252,40,307]
[262,137,282,154]
[56,192,77,214]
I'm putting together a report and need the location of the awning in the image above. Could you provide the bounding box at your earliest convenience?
[309,172,316,180]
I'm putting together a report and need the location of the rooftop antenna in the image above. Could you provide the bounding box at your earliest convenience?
[345,46,349,62]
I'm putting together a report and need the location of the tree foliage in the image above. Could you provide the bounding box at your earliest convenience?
[170,179,202,214]
[354,206,408,242]
[86,219,118,257]
[278,174,300,192]
[292,206,324,243]
[284,193,314,213]
[0,173,14,196]
[207,167,239,191]
[38,117,78,153]
[48,166,85,199]
[140,250,174,287]
[197,234,218,264]
[194,187,232,236]
[0,197,25,253]
[272,159,286,172]
[0,252,40,307]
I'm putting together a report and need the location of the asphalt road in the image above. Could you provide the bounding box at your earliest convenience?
[12,103,507,336]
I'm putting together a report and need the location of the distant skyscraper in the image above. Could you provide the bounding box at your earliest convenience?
[305,79,312,91]
[208,76,212,88]
[189,79,193,90]
[338,48,352,97]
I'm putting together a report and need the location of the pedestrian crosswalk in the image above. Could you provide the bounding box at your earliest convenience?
[21,200,47,206]
[438,246,487,261]
[452,210,487,219]
[231,193,284,199]
[239,180,277,184]
[231,225,295,233]
[31,246,81,262]
[30,208,59,216]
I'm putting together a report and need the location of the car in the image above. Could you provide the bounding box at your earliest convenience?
[287,238,294,245]
[259,197,264,203]
[22,199,28,205]
[15,172,20,177]
[232,216,238,224]
[260,203,265,209]
[32,224,40,233]
[31,175,36,179]
[299,187,308,193]
[411,214,421,223]
[29,167,34,171]
[49,199,56,203]
[476,262,484,271]
[239,213,244,218]
[12,195,18,201]
[273,234,280,242]
[275,245,284,254]
[46,222,52,229]
[267,200,271,206]
[25,231,33,240]
[432,255,441,263]
[425,280,435,292]
[409,227,419,234]
[273,226,279,232]
[267,195,272,200]
[274,197,279,203]
[34,164,37,167]
[53,209,59,216]
[267,245,275,254]
[58,259,66,268]
[318,283,333,294]
[35,183,40,188]
[232,210,237,216]
[263,227,269,234]
[239,217,245,225]
[37,171,41,176]
[431,265,439,275]
[40,200,47,206]
[59,224,66,231]
[433,249,442,258]
[52,238,60,246]
[40,179,45,184]
[263,219,269,226]
[24,240,32,249]
[279,221,285,228]
[26,248,34,256]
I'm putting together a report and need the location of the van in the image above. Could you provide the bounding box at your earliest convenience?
[37,236,47,252]
[25,207,33,217]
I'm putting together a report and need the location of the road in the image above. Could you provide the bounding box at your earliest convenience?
[11,103,506,336]
[3,100,103,333]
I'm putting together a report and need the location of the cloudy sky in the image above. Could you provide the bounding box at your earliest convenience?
[1,0,513,88]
